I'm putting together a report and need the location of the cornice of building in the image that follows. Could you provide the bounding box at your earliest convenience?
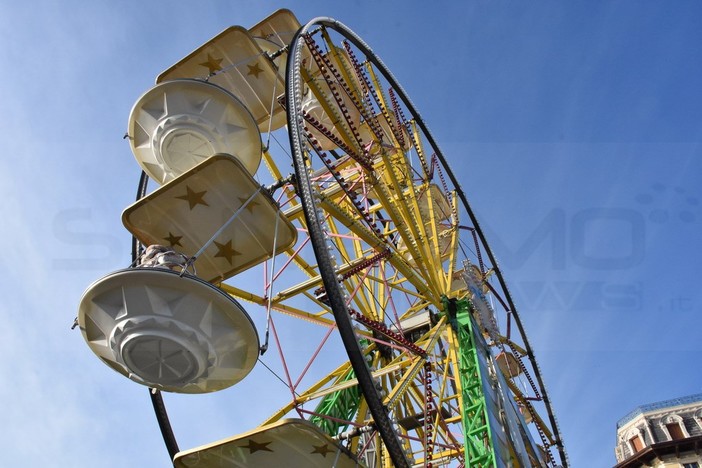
[617,393,702,429]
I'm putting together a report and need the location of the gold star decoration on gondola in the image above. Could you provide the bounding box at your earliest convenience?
[199,53,223,74]
[214,239,240,264]
[310,444,333,457]
[239,439,273,454]
[238,196,260,213]
[176,186,209,210]
[246,62,263,78]
[163,232,183,247]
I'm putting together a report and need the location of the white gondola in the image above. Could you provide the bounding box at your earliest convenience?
[77,267,259,394]
[173,419,362,468]
[122,154,297,284]
[249,9,303,82]
[127,79,262,185]
[157,26,287,133]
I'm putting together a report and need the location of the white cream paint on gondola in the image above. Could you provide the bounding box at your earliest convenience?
[496,351,523,378]
[157,26,287,133]
[248,9,303,82]
[173,419,364,468]
[122,154,297,284]
[77,268,259,394]
[128,79,262,185]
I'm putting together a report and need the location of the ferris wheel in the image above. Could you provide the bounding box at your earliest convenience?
[77,9,568,467]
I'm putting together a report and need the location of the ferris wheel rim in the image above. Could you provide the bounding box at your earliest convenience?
[285,16,568,467]
[285,16,413,468]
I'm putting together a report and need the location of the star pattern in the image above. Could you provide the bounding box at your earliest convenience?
[310,444,333,457]
[240,439,273,454]
[238,196,260,213]
[176,186,209,210]
[214,239,240,264]
[199,53,223,74]
[176,425,357,465]
[247,62,263,79]
[163,232,183,247]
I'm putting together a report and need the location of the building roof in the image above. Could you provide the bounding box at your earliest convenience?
[617,393,702,429]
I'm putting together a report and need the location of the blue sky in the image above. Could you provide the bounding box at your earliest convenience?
[1,1,700,467]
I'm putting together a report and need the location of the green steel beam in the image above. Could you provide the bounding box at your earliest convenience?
[444,296,497,468]
[310,367,362,436]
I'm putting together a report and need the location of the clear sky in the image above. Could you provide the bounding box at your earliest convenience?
[1,1,700,467]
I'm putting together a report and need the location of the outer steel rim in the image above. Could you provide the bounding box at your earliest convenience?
[284,17,568,467]
[285,18,411,468]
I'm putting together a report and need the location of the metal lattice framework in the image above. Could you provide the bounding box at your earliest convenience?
[78,10,568,468]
